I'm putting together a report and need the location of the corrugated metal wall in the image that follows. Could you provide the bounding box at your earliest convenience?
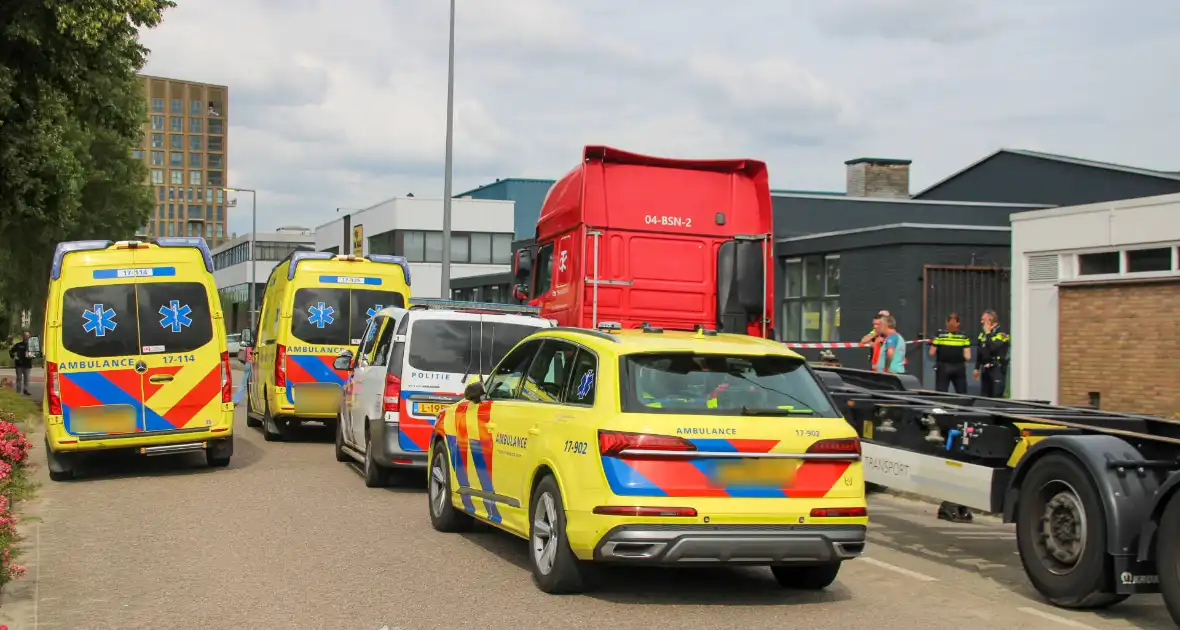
[922,265,1011,338]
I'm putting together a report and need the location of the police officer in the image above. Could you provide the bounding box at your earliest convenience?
[928,313,971,393]
[974,309,1011,398]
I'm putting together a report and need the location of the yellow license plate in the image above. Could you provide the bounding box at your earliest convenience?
[72,405,138,434]
[713,459,799,487]
[293,387,341,413]
[415,402,446,416]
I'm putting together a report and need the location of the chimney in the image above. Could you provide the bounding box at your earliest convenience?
[845,157,911,199]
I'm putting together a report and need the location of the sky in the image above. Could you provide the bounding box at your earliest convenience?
[139,0,1180,236]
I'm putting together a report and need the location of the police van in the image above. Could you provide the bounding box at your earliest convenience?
[333,301,550,487]
[42,238,234,481]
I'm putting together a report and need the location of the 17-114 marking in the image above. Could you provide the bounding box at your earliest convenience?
[644,215,693,228]
[161,354,197,364]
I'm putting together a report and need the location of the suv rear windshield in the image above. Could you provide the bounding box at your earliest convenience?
[61,282,214,358]
[621,353,838,417]
[407,319,539,374]
[291,288,405,345]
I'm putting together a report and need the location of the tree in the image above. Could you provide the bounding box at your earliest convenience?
[0,0,175,328]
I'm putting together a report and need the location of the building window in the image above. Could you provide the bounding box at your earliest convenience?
[156,204,164,218]
[189,153,201,167]
[216,189,224,203]
[205,187,213,202]
[150,169,164,184]
[216,224,224,238]
[170,99,182,114]
[469,233,492,264]
[170,170,183,185]
[168,187,176,201]
[208,119,223,134]
[493,234,512,264]
[190,117,202,133]
[170,117,183,132]
[151,98,164,113]
[151,133,163,148]
[1126,247,1173,273]
[168,222,175,237]
[188,205,203,219]
[190,135,202,151]
[157,187,165,202]
[1077,251,1120,276]
[191,100,202,115]
[781,255,840,341]
[205,206,213,221]
[169,151,182,167]
[208,136,223,151]
[207,171,222,186]
[168,204,175,219]
[132,149,145,160]
[170,134,182,150]
[187,187,194,202]
[151,115,164,130]
[208,154,224,169]
[150,151,163,165]
[189,170,202,185]
[215,205,224,221]
[208,101,223,117]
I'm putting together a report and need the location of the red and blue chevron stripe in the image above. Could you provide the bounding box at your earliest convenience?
[58,366,222,434]
[447,402,476,513]
[284,354,347,405]
[395,389,454,453]
[468,401,500,523]
[600,437,851,499]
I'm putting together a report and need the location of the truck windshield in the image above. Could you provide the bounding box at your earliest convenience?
[621,353,838,417]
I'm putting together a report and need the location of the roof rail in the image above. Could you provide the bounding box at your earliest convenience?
[153,237,214,273]
[408,298,541,316]
[549,326,621,343]
[287,251,335,280]
[50,240,115,280]
[365,254,412,286]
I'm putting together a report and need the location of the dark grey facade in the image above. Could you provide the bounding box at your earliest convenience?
[449,238,533,303]
[914,149,1180,206]
[771,194,1044,239]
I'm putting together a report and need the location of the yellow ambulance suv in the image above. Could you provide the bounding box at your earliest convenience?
[244,252,410,440]
[42,238,235,481]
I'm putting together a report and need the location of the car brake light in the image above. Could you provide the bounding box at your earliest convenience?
[275,344,287,388]
[810,507,867,518]
[220,351,232,403]
[382,373,401,413]
[597,430,696,459]
[593,506,697,517]
[46,361,62,415]
[806,438,861,455]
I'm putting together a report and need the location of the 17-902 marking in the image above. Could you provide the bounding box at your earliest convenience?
[564,440,588,455]
[644,215,693,228]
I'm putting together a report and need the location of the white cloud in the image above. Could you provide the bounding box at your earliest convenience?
[138,0,1180,234]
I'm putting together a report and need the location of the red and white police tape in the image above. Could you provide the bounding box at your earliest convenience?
[783,339,930,349]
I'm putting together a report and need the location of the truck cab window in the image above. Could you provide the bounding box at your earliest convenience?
[533,243,554,298]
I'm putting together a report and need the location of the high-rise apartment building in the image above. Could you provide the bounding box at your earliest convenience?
[132,74,230,246]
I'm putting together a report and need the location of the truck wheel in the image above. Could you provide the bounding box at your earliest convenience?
[45,435,75,482]
[428,439,473,533]
[530,475,588,594]
[206,436,232,467]
[1155,493,1180,623]
[1015,453,1124,609]
[771,563,841,590]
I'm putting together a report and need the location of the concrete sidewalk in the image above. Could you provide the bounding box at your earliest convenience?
[0,367,43,383]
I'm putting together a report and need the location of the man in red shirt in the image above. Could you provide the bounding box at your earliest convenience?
[862,311,889,371]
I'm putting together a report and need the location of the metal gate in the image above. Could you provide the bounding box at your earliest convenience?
[919,265,1010,390]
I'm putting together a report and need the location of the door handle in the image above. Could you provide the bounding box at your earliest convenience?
[554,414,574,422]
[529,427,540,435]
[148,375,174,384]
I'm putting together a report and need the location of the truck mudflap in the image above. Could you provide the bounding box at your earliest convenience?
[1004,434,1164,593]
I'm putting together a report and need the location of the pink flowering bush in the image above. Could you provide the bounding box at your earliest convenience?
[0,417,32,590]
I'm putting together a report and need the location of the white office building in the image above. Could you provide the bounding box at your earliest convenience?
[314,196,515,299]
[1011,193,1180,414]
[212,226,316,330]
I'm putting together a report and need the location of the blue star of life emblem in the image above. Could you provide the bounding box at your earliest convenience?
[576,369,595,399]
[366,305,383,323]
[308,301,335,328]
[158,300,193,332]
[82,304,117,337]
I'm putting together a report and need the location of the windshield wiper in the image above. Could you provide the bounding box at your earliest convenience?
[741,406,818,417]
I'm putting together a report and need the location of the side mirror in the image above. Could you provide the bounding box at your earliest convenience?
[464,380,485,402]
[333,349,354,371]
[240,328,254,346]
[512,284,529,301]
[513,249,533,280]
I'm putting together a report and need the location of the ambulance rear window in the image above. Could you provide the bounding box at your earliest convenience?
[350,289,406,344]
[61,285,140,358]
[137,282,213,354]
[292,288,350,346]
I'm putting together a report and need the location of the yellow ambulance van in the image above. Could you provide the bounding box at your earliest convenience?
[42,238,234,481]
[243,252,411,441]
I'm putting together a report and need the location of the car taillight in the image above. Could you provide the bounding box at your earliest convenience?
[597,430,696,459]
[593,506,698,517]
[275,344,287,388]
[806,438,861,456]
[382,373,401,413]
[46,361,62,415]
[220,351,232,403]
[810,507,867,518]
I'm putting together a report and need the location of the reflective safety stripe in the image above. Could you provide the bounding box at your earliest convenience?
[932,333,970,347]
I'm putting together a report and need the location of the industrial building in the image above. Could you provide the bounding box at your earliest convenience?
[315,196,515,298]
[213,227,315,331]
[1011,193,1180,416]
[132,74,231,246]
[455,178,555,239]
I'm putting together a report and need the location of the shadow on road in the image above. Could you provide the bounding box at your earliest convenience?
[58,434,260,482]
[459,528,852,607]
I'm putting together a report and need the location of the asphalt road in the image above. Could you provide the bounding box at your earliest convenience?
[10,370,1177,629]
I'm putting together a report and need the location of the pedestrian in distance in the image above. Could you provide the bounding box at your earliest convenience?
[929,313,971,394]
[861,310,890,369]
[8,331,32,396]
[873,315,906,374]
[974,309,1011,398]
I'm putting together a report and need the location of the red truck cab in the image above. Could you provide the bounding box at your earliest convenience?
[512,145,774,337]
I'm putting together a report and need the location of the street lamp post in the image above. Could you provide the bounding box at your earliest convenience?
[440,0,456,299]
[225,187,258,324]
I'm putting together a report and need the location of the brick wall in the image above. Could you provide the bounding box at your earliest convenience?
[846,162,910,198]
[1058,279,1180,417]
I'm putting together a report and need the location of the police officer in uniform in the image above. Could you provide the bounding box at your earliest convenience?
[974,309,1011,398]
[928,313,971,393]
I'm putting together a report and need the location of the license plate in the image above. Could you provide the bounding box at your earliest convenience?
[292,386,341,413]
[415,402,446,416]
[713,459,799,488]
[72,405,138,434]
